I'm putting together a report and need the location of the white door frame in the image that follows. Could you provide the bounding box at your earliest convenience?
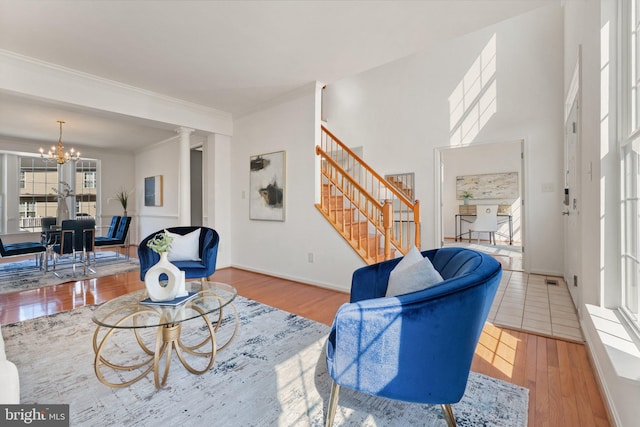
[434,139,527,270]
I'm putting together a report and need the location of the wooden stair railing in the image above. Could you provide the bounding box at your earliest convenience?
[385,172,415,202]
[315,125,421,264]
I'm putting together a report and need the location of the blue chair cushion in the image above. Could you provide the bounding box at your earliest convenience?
[138,227,219,281]
[0,241,46,257]
[94,237,119,244]
[171,260,206,270]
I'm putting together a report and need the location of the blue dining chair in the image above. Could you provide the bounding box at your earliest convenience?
[51,218,96,276]
[94,216,131,260]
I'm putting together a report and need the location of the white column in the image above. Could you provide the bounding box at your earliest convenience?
[204,132,232,268]
[177,127,194,226]
[59,160,76,219]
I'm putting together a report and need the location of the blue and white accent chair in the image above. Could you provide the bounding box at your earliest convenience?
[138,226,220,285]
[325,247,502,427]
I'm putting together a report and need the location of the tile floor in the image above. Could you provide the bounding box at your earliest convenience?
[488,269,583,342]
[443,239,582,342]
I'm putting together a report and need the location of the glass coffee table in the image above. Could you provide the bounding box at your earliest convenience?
[92,281,238,388]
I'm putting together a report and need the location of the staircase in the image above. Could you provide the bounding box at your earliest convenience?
[315,125,421,264]
[385,172,415,202]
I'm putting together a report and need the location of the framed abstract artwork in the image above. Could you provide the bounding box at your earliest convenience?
[249,151,285,221]
[456,172,519,200]
[144,175,163,206]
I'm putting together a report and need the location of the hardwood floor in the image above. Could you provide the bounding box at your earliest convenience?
[0,262,611,427]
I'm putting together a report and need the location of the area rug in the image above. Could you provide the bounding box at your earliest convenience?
[2,297,529,426]
[0,252,139,294]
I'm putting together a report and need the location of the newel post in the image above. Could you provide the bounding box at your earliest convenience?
[383,200,393,260]
[414,200,421,250]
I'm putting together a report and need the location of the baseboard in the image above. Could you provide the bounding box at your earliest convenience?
[229,263,350,294]
[527,269,564,278]
[581,315,621,427]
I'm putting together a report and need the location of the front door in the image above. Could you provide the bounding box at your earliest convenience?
[564,98,581,309]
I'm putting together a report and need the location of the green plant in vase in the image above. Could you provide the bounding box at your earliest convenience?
[462,191,473,205]
[144,231,185,300]
[147,231,173,255]
[111,187,132,216]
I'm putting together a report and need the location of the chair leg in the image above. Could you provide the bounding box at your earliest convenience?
[441,404,457,427]
[72,251,77,277]
[53,252,57,270]
[325,381,341,427]
[83,249,96,275]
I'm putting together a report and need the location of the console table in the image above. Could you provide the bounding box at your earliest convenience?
[455,213,513,245]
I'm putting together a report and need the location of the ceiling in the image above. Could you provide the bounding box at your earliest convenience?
[0,0,557,152]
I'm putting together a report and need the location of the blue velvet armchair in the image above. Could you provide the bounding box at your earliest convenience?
[325,247,502,427]
[138,226,219,284]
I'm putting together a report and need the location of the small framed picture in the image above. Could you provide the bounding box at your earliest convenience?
[144,175,163,207]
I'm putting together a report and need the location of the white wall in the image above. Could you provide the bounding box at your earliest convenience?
[97,149,135,238]
[133,134,234,268]
[564,1,639,426]
[324,4,565,275]
[134,139,182,243]
[440,141,522,242]
[230,83,363,292]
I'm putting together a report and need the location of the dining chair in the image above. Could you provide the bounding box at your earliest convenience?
[94,216,131,260]
[51,219,96,276]
[469,205,498,245]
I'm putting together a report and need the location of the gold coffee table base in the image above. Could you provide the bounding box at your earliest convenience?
[93,293,239,389]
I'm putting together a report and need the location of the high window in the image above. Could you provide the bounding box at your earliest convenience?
[18,157,58,230]
[83,171,96,189]
[621,0,640,329]
[18,157,98,231]
[75,160,97,217]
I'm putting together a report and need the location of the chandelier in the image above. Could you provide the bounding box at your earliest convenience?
[40,120,80,164]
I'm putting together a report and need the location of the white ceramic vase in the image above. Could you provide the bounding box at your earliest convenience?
[56,199,69,224]
[144,252,186,302]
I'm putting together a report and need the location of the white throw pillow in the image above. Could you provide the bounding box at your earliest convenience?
[165,228,201,262]
[385,246,444,297]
